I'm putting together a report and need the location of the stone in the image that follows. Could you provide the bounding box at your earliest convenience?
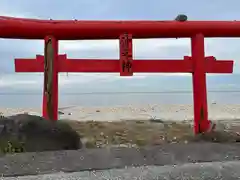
[58,111,64,115]
[193,131,240,143]
[174,14,188,22]
[149,116,164,123]
[0,114,82,154]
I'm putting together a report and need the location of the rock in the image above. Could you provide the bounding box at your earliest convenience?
[149,116,164,123]
[211,101,217,105]
[58,111,64,115]
[193,131,240,143]
[0,114,82,154]
[174,14,188,22]
[27,112,42,116]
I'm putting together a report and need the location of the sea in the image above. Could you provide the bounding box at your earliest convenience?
[1,73,240,108]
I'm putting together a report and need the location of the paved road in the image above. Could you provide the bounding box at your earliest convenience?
[4,161,240,180]
[1,143,240,179]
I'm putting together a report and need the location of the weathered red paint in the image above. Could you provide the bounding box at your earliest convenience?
[42,36,59,121]
[5,16,234,134]
[191,34,209,134]
[15,56,233,73]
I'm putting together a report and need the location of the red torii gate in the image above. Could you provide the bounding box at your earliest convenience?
[0,16,235,134]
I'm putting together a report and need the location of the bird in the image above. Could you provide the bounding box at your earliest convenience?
[175,14,188,22]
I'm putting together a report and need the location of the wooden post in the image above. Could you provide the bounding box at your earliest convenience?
[191,33,210,134]
[42,36,59,121]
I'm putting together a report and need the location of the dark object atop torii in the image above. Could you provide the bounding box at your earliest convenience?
[175,14,188,22]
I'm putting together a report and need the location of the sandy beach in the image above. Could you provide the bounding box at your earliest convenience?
[0,104,240,122]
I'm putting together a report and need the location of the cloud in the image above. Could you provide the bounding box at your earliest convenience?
[60,38,190,53]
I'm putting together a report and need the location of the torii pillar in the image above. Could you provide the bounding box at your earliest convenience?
[42,36,59,120]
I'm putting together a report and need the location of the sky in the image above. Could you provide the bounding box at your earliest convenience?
[0,0,240,93]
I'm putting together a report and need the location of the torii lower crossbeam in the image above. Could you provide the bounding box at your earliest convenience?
[15,55,232,73]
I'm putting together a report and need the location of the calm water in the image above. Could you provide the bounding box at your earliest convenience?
[1,91,240,108]
[1,74,240,108]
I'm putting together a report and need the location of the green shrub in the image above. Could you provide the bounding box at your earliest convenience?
[0,138,25,154]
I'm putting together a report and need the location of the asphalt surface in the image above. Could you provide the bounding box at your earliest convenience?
[1,143,240,179]
[4,161,240,180]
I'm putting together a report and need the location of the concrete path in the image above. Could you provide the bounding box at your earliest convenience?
[5,161,240,180]
[1,143,240,179]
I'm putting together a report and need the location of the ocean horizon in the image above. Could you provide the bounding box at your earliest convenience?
[0,73,240,108]
[0,91,239,108]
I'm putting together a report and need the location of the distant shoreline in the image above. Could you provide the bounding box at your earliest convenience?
[0,104,240,122]
[0,90,240,95]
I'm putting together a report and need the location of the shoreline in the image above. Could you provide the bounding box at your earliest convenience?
[0,104,240,122]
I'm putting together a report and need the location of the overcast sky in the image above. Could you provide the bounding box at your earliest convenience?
[0,0,240,90]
